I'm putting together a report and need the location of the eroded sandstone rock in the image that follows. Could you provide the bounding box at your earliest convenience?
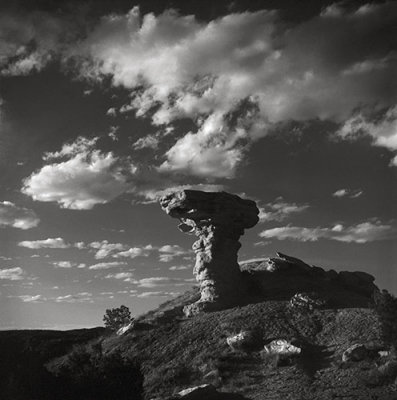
[160,190,259,316]
[263,339,302,358]
[342,343,368,362]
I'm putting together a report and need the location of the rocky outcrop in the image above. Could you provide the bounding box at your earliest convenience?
[342,343,368,362]
[226,331,254,351]
[241,252,377,307]
[263,339,302,358]
[160,190,259,316]
[116,322,134,336]
[289,292,326,311]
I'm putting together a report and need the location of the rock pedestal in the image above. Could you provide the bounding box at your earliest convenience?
[160,190,259,316]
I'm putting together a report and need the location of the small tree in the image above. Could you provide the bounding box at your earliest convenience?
[103,305,133,331]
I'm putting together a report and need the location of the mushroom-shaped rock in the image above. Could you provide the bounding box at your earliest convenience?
[160,190,259,316]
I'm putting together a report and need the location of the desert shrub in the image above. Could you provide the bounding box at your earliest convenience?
[373,290,397,349]
[51,342,143,400]
[103,305,133,331]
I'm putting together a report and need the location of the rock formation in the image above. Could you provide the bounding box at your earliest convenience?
[160,190,259,316]
[240,252,377,307]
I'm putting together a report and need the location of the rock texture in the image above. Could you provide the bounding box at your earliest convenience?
[241,252,377,307]
[289,292,326,311]
[263,339,302,359]
[226,331,253,351]
[342,343,368,362]
[160,190,259,316]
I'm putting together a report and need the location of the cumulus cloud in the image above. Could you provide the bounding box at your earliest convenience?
[258,198,309,223]
[52,261,85,268]
[22,137,133,210]
[137,276,194,288]
[55,292,93,303]
[86,240,154,259]
[336,106,397,165]
[136,291,180,298]
[0,267,24,280]
[333,189,363,198]
[71,3,396,177]
[0,201,40,229]
[132,134,161,150]
[88,261,128,270]
[260,220,397,243]
[88,240,127,259]
[0,10,77,76]
[17,294,44,303]
[18,237,69,249]
[105,272,134,281]
[158,245,188,262]
[169,265,190,271]
[114,245,153,259]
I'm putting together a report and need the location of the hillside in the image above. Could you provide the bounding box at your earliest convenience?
[2,253,397,400]
[102,295,395,399]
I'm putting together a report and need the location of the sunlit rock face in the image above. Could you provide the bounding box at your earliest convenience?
[160,190,259,316]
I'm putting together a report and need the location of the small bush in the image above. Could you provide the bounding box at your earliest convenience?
[51,342,143,400]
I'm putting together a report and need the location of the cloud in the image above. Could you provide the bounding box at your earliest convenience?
[22,137,133,210]
[71,3,396,178]
[0,267,24,280]
[169,265,190,271]
[0,201,40,229]
[136,276,194,288]
[114,245,154,259]
[258,198,309,223]
[55,292,93,303]
[0,10,77,76]
[158,244,188,262]
[136,291,180,298]
[18,237,69,249]
[88,261,128,270]
[260,220,397,243]
[105,272,134,281]
[88,240,127,259]
[52,261,73,268]
[336,105,397,164]
[333,189,363,198]
[86,240,154,259]
[52,261,85,268]
[17,294,44,303]
[132,134,161,150]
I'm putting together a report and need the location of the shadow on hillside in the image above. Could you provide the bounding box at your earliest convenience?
[296,343,334,380]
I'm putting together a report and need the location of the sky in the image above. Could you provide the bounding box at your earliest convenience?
[0,0,396,330]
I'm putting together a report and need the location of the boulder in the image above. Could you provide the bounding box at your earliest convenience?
[226,331,253,351]
[116,321,134,336]
[177,384,218,399]
[289,292,326,311]
[342,343,368,362]
[263,339,301,358]
[160,190,259,316]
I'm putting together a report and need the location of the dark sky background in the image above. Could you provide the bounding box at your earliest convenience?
[0,0,396,329]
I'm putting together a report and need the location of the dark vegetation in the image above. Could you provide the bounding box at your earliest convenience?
[2,285,397,399]
[0,327,143,400]
[103,304,133,331]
